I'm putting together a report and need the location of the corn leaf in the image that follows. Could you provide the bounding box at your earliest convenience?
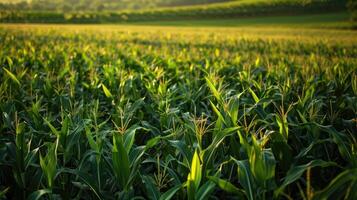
[159,184,181,200]
[274,160,337,197]
[112,134,130,189]
[313,169,357,200]
[101,83,112,98]
[208,176,245,197]
[27,189,52,200]
[3,67,20,86]
[187,150,202,190]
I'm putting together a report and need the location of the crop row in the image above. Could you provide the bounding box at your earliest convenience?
[0,26,356,199]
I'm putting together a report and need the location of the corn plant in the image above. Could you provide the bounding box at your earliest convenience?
[0,24,356,199]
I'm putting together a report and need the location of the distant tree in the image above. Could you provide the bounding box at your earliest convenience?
[347,0,356,27]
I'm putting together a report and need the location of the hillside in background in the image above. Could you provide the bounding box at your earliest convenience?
[0,0,230,11]
[0,0,349,24]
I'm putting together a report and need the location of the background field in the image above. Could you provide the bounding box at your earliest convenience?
[0,0,230,11]
[130,12,351,28]
[0,0,351,24]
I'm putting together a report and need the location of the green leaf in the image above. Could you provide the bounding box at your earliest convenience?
[209,100,226,129]
[159,184,181,200]
[203,127,240,171]
[249,137,276,184]
[274,160,337,197]
[276,114,288,141]
[112,133,130,189]
[255,57,260,67]
[85,127,98,152]
[205,77,222,104]
[326,127,356,165]
[187,150,202,191]
[39,141,58,188]
[145,136,161,150]
[24,147,39,170]
[297,110,308,123]
[142,175,160,200]
[312,168,357,200]
[6,56,13,67]
[27,189,52,200]
[168,140,192,167]
[232,158,254,200]
[187,180,195,200]
[60,115,70,137]
[195,181,216,200]
[248,88,260,104]
[227,96,242,125]
[44,118,60,138]
[3,67,20,86]
[124,125,143,152]
[0,187,9,199]
[59,168,103,200]
[208,176,244,196]
[101,83,112,98]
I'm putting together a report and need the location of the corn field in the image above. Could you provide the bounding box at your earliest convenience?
[0,0,346,23]
[0,25,356,199]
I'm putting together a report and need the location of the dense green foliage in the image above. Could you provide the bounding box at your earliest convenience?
[0,0,229,11]
[0,25,356,199]
[0,0,347,23]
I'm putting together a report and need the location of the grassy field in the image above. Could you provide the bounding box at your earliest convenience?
[0,23,356,200]
[131,12,352,28]
[2,22,356,44]
[0,0,347,23]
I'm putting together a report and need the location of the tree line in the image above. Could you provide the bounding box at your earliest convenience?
[0,0,229,11]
